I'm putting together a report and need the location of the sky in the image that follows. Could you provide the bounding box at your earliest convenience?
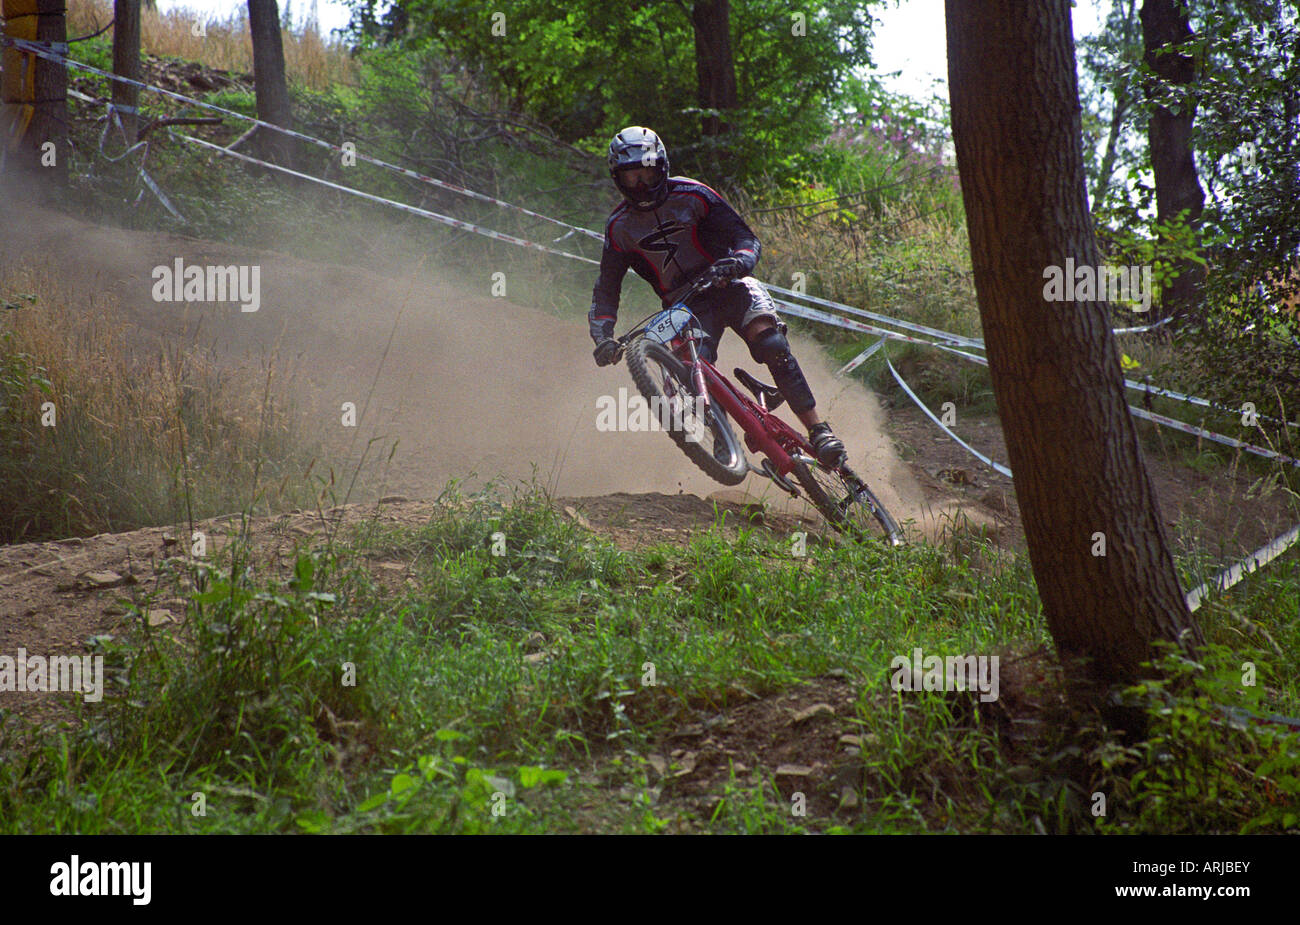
[155,0,1113,103]
[871,0,1109,99]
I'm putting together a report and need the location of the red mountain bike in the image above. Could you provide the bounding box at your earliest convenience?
[612,277,904,546]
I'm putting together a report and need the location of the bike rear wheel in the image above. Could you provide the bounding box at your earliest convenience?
[625,337,748,485]
[791,456,905,546]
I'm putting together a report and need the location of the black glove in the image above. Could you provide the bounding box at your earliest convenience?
[593,338,621,367]
[703,256,746,286]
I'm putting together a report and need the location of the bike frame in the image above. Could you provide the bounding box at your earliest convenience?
[617,278,906,545]
[621,277,821,480]
[618,272,832,480]
[684,348,810,477]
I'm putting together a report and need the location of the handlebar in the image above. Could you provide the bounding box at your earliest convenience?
[616,273,718,347]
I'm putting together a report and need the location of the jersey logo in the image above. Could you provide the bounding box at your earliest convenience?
[637,219,689,270]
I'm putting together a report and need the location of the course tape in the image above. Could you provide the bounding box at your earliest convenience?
[1124,380,1294,429]
[770,282,1277,426]
[769,285,1170,346]
[772,294,1300,479]
[894,339,1300,607]
[1186,522,1300,612]
[137,165,188,222]
[772,296,976,349]
[885,358,1014,478]
[837,335,888,377]
[1128,404,1300,469]
[171,130,600,265]
[925,339,1299,458]
[900,334,1300,606]
[915,339,990,366]
[1214,703,1300,734]
[768,280,988,349]
[1113,316,1173,334]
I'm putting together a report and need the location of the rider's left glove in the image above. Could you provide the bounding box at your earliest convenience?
[593,339,621,367]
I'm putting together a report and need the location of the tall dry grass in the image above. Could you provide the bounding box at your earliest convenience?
[0,263,318,543]
[68,0,358,90]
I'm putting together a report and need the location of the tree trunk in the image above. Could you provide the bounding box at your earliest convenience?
[112,0,140,145]
[1141,0,1205,323]
[691,0,737,138]
[247,0,292,164]
[1,0,67,178]
[945,0,1202,715]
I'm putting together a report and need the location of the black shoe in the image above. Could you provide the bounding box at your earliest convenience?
[809,422,846,467]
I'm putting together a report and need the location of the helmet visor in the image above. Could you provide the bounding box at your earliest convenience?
[615,165,661,201]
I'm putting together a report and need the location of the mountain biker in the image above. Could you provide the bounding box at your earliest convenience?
[588,125,846,467]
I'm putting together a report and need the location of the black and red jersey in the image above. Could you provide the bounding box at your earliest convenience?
[588,176,760,331]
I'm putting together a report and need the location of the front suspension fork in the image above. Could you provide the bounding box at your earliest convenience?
[686,340,710,409]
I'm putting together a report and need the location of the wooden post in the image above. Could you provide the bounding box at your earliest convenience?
[1,0,67,175]
[112,0,141,144]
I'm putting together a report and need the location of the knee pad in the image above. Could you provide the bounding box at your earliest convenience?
[747,326,791,366]
[748,326,816,413]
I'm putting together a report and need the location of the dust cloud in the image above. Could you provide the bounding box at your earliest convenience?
[2,196,966,540]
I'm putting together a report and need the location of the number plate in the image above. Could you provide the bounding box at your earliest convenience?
[643,308,703,348]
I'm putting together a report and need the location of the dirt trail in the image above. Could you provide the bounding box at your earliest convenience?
[1,201,964,536]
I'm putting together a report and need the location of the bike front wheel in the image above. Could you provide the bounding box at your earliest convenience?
[624,337,748,485]
[791,456,905,546]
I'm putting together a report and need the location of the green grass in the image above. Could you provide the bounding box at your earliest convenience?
[1,481,1295,834]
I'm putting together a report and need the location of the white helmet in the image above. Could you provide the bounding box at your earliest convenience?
[608,126,670,210]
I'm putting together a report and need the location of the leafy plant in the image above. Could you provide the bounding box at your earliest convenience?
[1094,642,1300,833]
